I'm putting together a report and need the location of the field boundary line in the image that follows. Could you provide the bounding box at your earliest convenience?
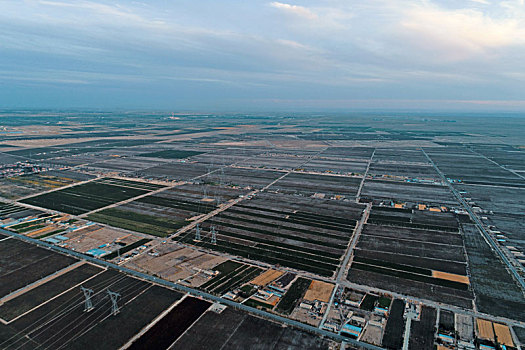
[15,176,99,202]
[167,302,213,350]
[119,293,189,350]
[356,148,375,201]
[5,266,107,324]
[0,260,85,306]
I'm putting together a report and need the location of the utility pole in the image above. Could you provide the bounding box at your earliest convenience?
[107,289,121,316]
[211,225,217,244]
[80,286,94,312]
[195,223,201,241]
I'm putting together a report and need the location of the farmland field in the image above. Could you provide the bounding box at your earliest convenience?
[0,263,102,321]
[20,178,162,215]
[0,238,77,298]
[175,192,364,276]
[348,209,474,308]
[172,307,331,349]
[89,183,245,237]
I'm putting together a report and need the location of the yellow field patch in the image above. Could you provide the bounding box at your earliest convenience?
[250,269,284,286]
[493,323,514,347]
[432,271,470,284]
[476,318,495,341]
[26,225,56,237]
[303,280,335,303]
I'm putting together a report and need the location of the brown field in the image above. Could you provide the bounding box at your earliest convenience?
[303,280,335,303]
[249,269,284,286]
[493,323,514,347]
[476,318,495,341]
[432,271,470,284]
[26,225,59,237]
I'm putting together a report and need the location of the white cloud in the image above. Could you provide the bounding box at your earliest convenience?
[399,2,525,61]
[269,2,317,20]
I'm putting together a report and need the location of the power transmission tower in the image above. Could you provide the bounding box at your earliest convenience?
[195,223,201,241]
[80,286,94,312]
[107,289,121,316]
[211,225,217,244]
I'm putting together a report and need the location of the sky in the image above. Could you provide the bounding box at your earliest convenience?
[0,0,524,111]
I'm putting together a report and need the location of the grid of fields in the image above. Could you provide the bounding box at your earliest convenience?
[348,207,473,308]
[269,172,362,198]
[0,202,41,220]
[0,173,82,200]
[426,148,525,187]
[361,179,457,206]
[175,193,364,277]
[0,237,185,350]
[89,183,245,237]
[20,178,163,215]
[172,307,331,350]
[0,238,77,299]
[199,260,263,296]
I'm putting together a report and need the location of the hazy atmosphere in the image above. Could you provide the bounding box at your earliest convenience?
[1,0,525,110]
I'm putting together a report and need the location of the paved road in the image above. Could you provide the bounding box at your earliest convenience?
[356,149,376,201]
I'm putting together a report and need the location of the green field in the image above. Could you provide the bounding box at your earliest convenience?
[21,181,150,215]
[139,150,204,159]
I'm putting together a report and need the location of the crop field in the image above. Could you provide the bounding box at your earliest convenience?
[3,272,183,350]
[367,206,460,232]
[20,178,160,215]
[269,172,362,198]
[462,224,525,321]
[84,157,168,173]
[301,157,368,175]
[0,173,81,200]
[0,238,77,298]
[382,299,406,349]
[321,147,375,160]
[135,161,219,181]
[139,149,205,159]
[236,152,309,170]
[470,144,525,172]
[361,179,457,206]
[128,297,211,350]
[408,306,437,350]
[348,213,473,308]
[275,277,312,314]
[89,183,245,237]
[175,192,364,276]
[172,307,331,350]
[200,166,283,188]
[372,149,428,163]
[190,152,253,167]
[456,183,525,257]
[200,261,263,295]
[5,146,114,161]
[0,202,41,220]
[0,263,102,322]
[426,149,525,187]
[368,162,440,181]
[0,237,185,350]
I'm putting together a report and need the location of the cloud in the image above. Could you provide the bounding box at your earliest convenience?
[269,2,317,20]
[469,0,490,4]
[399,2,525,61]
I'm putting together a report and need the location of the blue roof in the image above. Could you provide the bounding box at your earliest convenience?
[54,235,69,241]
[44,238,61,244]
[86,248,107,257]
[343,324,362,333]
